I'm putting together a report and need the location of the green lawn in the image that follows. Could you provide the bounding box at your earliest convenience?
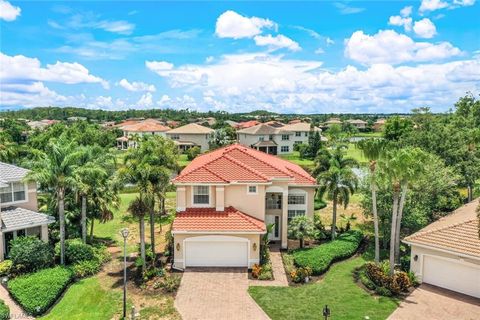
[345,143,367,164]
[249,256,399,320]
[178,154,191,167]
[39,277,123,320]
[279,152,315,168]
[352,132,383,138]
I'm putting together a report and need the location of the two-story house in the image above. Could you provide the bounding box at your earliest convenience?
[0,162,54,260]
[237,122,323,155]
[166,123,214,152]
[171,144,316,269]
[116,119,171,150]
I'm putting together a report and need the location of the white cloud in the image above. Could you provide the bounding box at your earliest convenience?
[413,18,437,38]
[254,34,301,51]
[0,0,21,21]
[0,82,68,108]
[158,95,171,105]
[215,10,276,39]
[453,0,476,6]
[61,13,135,35]
[136,92,154,108]
[0,52,109,88]
[344,30,460,65]
[117,78,156,92]
[315,48,325,54]
[419,0,449,12]
[333,2,365,15]
[145,60,174,74]
[400,6,413,17]
[95,20,135,35]
[388,15,413,32]
[326,37,335,45]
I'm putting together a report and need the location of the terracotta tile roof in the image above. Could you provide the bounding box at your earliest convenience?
[166,123,214,134]
[172,206,266,232]
[173,143,316,185]
[235,120,260,129]
[404,198,480,258]
[121,119,170,132]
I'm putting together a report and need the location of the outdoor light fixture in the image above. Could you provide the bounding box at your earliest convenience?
[120,228,129,320]
[414,255,418,261]
[323,305,331,320]
[253,243,257,251]
[176,243,180,251]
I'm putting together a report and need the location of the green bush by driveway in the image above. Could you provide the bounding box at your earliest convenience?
[292,230,363,275]
[0,299,9,320]
[8,266,73,316]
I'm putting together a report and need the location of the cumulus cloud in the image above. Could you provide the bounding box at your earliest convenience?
[388,15,413,32]
[215,10,276,39]
[0,52,109,88]
[344,30,460,65]
[0,82,68,108]
[136,92,154,108]
[117,78,156,92]
[413,18,437,38]
[145,60,174,74]
[0,0,21,21]
[419,0,449,12]
[253,34,301,51]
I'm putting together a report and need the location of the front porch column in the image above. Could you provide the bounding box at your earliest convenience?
[176,187,186,211]
[281,190,288,249]
[41,225,48,242]
[216,186,224,211]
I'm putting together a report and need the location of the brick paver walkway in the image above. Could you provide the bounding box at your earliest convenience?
[388,284,480,320]
[0,284,33,319]
[175,267,269,320]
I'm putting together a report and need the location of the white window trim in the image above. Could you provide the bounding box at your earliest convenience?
[191,185,212,207]
[0,181,29,206]
[247,185,258,195]
[288,188,308,212]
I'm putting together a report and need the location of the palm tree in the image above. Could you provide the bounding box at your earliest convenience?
[128,196,148,273]
[88,177,120,242]
[317,148,359,240]
[0,133,18,163]
[358,139,386,263]
[26,137,81,265]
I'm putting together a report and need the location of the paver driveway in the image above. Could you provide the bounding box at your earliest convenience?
[388,284,480,320]
[175,267,269,320]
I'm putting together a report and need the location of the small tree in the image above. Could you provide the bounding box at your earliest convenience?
[287,216,315,248]
[186,146,201,160]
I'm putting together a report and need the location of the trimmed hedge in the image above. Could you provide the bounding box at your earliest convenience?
[292,230,363,275]
[55,239,95,264]
[0,300,9,320]
[8,266,73,316]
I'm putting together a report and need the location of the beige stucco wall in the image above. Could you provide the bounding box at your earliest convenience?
[237,133,296,154]
[166,133,211,151]
[409,244,480,282]
[0,181,38,212]
[173,233,261,269]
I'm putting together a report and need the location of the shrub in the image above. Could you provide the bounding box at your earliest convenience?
[155,274,181,293]
[364,261,412,296]
[71,260,101,278]
[9,236,54,273]
[252,264,262,278]
[55,239,95,264]
[360,273,376,290]
[92,246,111,264]
[288,216,316,248]
[186,146,201,160]
[0,300,9,320]
[292,230,363,275]
[258,263,273,280]
[290,266,312,283]
[0,260,12,277]
[375,286,393,297]
[8,266,73,316]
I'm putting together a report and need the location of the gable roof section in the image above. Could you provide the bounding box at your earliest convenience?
[173,144,316,185]
[0,162,29,182]
[404,198,480,258]
[172,206,266,233]
[1,207,55,230]
[167,123,214,134]
[282,122,321,132]
[122,119,170,132]
[237,123,284,135]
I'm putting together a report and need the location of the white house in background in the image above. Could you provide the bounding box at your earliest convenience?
[171,144,316,269]
[237,122,323,155]
[347,119,368,130]
[166,123,214,152]
[403,198,480,298]
[0,162,54,260]
[116,118,171,150]
[323,118,342,127]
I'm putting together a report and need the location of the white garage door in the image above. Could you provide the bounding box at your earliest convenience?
[185,236,248,267]
[423,255,480,298]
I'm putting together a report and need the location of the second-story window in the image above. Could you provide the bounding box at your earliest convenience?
[171,134,180,140]
[281,134,289,141]
[247,185,257,194]
[259,137,264,141]
[288,194,305,205]
[0,182,26,203]
[295,131,301,137]
[193,186,209,205]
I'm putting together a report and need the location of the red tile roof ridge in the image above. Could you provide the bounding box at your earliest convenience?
[286,167,316,184]
[221,153,270,182]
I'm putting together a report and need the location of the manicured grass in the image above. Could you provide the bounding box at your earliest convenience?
[279,152,315,168]
[178,154,191,167]
[352,132,383,138]
[345,143,367,164]
[249,257,399,320]
[39,277,122,320]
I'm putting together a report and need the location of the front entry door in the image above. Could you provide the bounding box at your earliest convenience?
[266,215,281,241]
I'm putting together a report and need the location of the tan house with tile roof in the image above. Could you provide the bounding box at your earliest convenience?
[403,198,480,298]
[116,119,171,149]
[166,123,214,152]
[171,144,317,269]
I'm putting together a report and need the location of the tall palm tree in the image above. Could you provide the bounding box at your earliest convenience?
[358,139,386,263]
[89,178,119,242]
[128,196,148,273]
[26,137,81,265]
[317,148,359,240]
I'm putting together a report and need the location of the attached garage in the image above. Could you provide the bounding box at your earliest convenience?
[184,236,249,267]
[422,255,480,298]
[404,198,480,299]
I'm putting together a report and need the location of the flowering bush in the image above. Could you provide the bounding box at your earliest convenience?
[363,261,412,296]
[290,266,312,283]
[252,264,262,279]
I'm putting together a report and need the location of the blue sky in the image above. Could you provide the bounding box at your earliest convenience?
[1,1,479,113]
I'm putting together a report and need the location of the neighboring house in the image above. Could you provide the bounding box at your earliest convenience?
[171,144,316,269]
[26,119,58,131]
[373,118,386,132]
[324,118,342,127]
[237,122,322,155]
[116,119,170,150]
[235,120,260,130]
[196,117,216,126]
[0,162,54,260]
[225,120,239,128]
[67,116,87,121]
[347,119,368,130]
[166,123,214,152]
[403,198,480,298]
